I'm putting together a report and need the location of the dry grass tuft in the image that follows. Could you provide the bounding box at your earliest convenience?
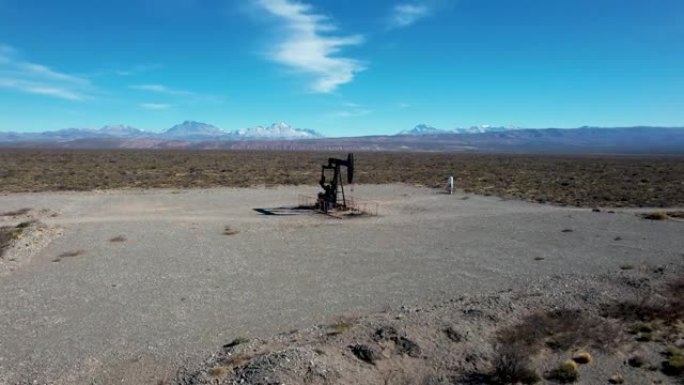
[572,352,592,364]
[109,235,126,242]
[0,208,31,216]
[546,360,579,383]
[662,346,684,376]
[327,321,355,336]
[490,346,541,385]
[207,366,227,378]
[0,226,24,257]
[641,212,669,220]
[665,211,684,219]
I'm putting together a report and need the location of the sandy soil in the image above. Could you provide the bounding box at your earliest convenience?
[0,185,682,384]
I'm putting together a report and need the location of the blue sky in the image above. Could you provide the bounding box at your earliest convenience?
[1,0,683,136]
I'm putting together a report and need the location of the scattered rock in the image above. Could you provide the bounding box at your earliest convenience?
[572,352,592,364]
[373,325,400,341]
[561,229,574,233]
[393,336,421,357]
[608,374,624,384]
[592,208,601,212]
[223,337,250,351]
[350,344,379,364]
[443,326,465,342]
[628,355,646,368]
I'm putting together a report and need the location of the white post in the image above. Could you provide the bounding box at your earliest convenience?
[447,176,454,195]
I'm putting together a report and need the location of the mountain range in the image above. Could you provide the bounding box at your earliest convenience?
[397,124,519,135]
[0,121,323,142]
[0,122,683,154]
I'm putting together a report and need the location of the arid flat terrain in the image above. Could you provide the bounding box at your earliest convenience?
[1,184,683,384]
[1,150,683,207]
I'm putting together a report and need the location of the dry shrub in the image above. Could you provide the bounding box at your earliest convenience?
[642,212,669,220]
[601,275,684,325]
[0,226,23,257]
[497,309,621,354]
[327,321,355,336]
[2,150,683,208]
[0,208,31,216]
[665,211,684,219]
[491,346,541,385]
[207,366,227,378]
[546,360,579,383]
[15,220,36,229]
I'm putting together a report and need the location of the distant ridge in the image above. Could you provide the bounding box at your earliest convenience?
[0,121,324,142]
[163,121,225,139]
[0,124,683,154]
[397,124,446,135]
[397,124,519,136]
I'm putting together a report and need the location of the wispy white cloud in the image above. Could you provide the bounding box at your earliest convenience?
[0,44,93,101]
[254,0,365,93]
[388,3,430,29]
[0,78,84,100]
[387,1,453,29]
[330,102,372,118]
[139,102,173,110]
[130,83,191,95]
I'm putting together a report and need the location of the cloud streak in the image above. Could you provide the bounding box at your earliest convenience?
[387,1,453,29]
[130,84,191,95]
[139,102,173,110]
[330,102,372,118]
[388,4,430,28]
[255,0,365,93]
[0,44,93,101]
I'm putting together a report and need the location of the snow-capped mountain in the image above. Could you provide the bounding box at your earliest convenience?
[451,125,519,134]
[398,124,519,135]
[233,122,322,139]
[99,125,144,137]
[0,121,324,142]
[162,121,226,139]
[397,124,447,135]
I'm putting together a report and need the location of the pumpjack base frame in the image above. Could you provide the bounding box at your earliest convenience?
[298,195,379,218]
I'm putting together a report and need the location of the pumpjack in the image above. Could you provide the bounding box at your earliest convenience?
[318,153,354,212]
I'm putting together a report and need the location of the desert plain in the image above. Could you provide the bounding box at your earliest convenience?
[0,151,683,385]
